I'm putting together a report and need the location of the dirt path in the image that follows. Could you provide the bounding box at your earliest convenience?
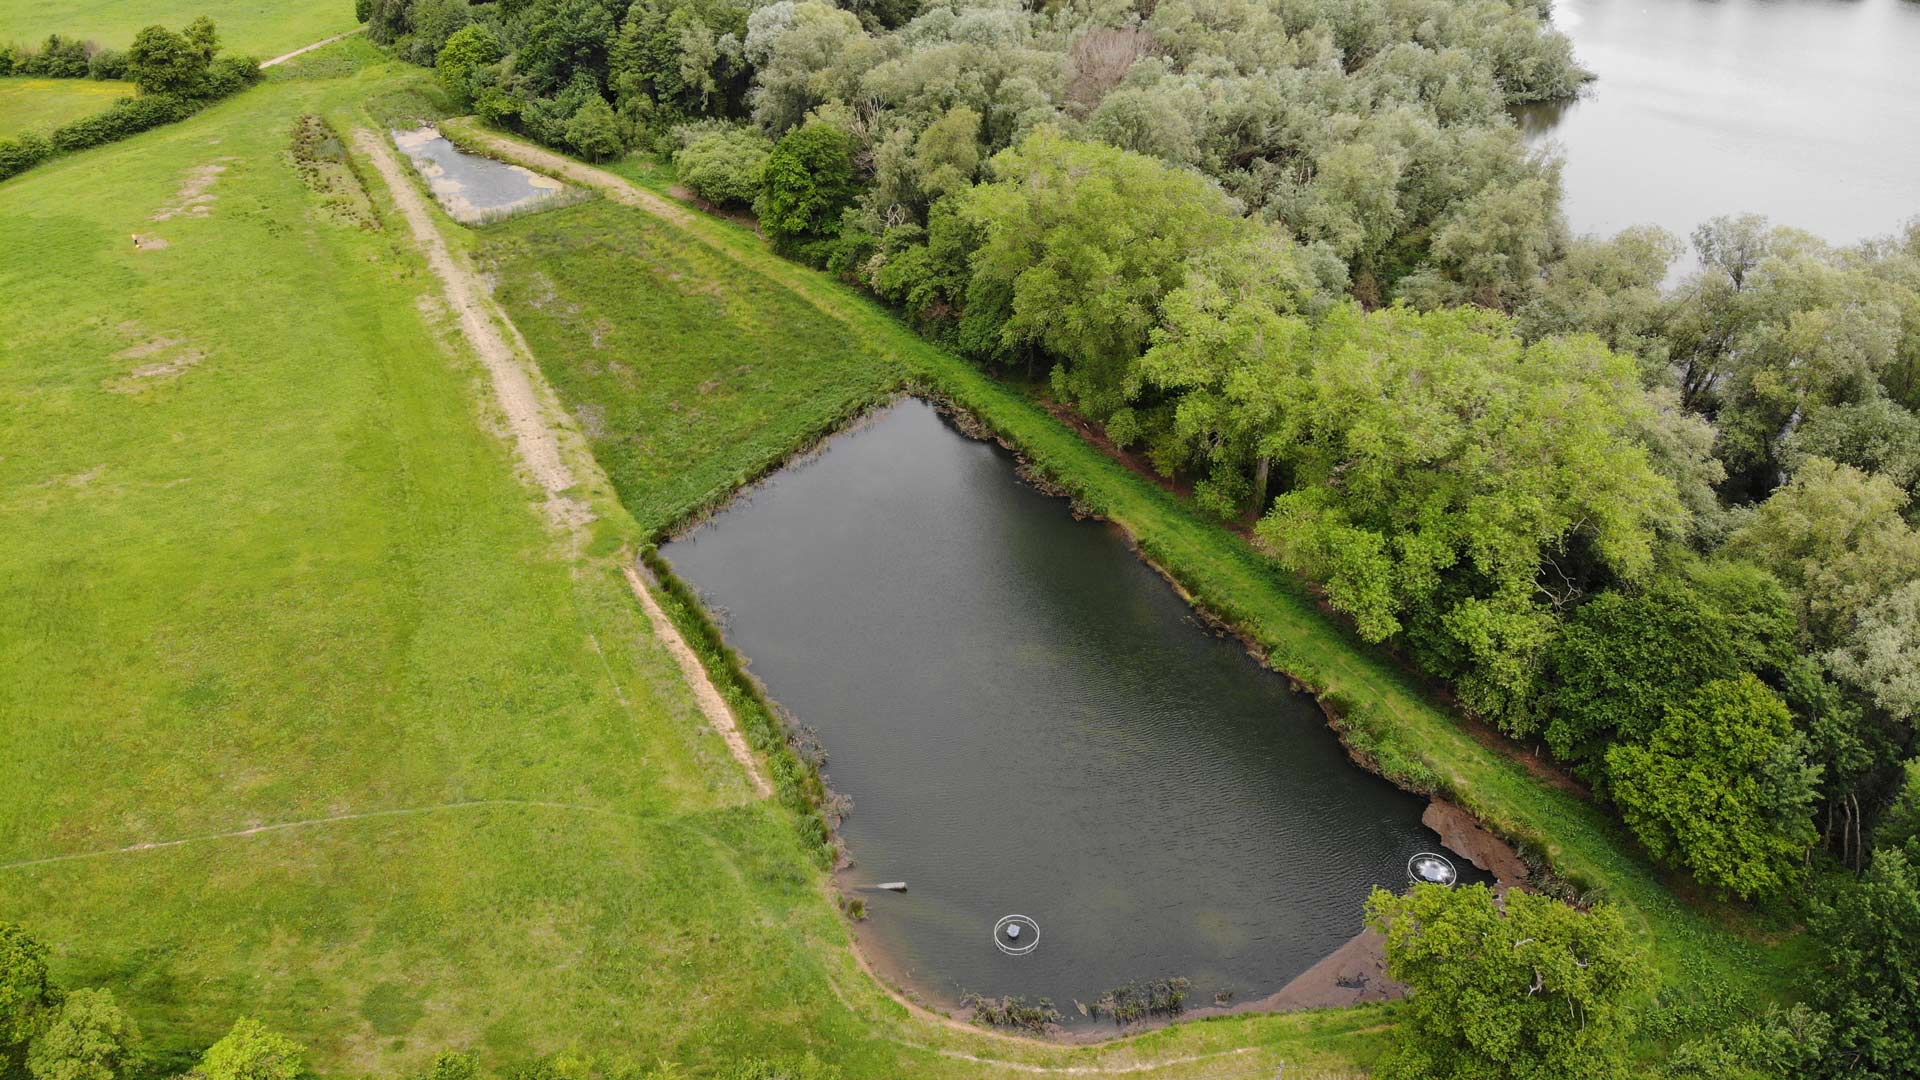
[624,565,772,797]
[354,128,584,528]
[355,127,771,800]
[260,27,366,69]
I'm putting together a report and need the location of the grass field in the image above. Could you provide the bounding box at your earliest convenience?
[0,0,351,57]
[0,75,129,136]
[0,40,1424,1080]
[460,126,1811,1053]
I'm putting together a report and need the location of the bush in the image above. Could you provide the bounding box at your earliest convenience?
[51,94,196,152]
[754,120,856,261]
[199,54,262,98]
[672,123,771,208]
[0,133,55,180]
[87,48,127,80]
[0,45,14,76]
[20,34,91,77]
[126,25,206,95]
[562,96,624,161]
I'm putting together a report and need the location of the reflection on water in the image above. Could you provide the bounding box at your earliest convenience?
[1523,0,1920,245]
[391,125,567,224]
[662,399,1484,1021]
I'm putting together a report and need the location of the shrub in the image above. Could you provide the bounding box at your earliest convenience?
[562,96,624,161]
[754,120,856,261]
[0,46,14,76]
[51,94,196,152]
[21,34,91,78]
[87,48,127,80]
[435,24,503,105]
[671,123,771,208]
[199,54,262,98]
[0,133,55,180]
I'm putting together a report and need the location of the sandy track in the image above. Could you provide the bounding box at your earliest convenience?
[259,27,366,69]
[354,129,580,517]
[355,127,771,799]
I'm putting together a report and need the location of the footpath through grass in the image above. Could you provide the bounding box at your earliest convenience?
[0,46,1411,1080]
[466,129,1809,1037]
[0,0,352,57]
[0,75,131,136]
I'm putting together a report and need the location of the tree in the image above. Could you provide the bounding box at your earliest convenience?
[1825,580,1920,722]
[1728,458,1920,648]
[26,990,139,1080]
[0,924,59,1080]
[1538,563,1797,770]
[754,119,857,260]
[436,25,506,105]
[125,25,209,96]
[1812,843,1920,1079]
[1607,675,1820,899]
[951,128,1241,417]
[1245,306,1679,721]
[1365,884,1646,1080]
[186,1019,305,1080]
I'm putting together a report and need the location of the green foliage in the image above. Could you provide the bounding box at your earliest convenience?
[1540,560,1795,770]
[25,990,140,1080]
[1812,844,1920,1078]
[1660,1004,1831,1080]
[435,24,504,106]
[952,128,1240,417]
[409,1052,480,1080]
[15,34,91,78]
[1876,759,1920,853]
[126,24,206,95]
[185,1020,305,1080]
[86,49,127,81]
[669,122,769,208]
[562,95,625,160]
[754,119,856,261]
[0,133,55,181]
[1607,676,1819,899]
[1366,884,1646,1080]
[0,924,58,1079]
[1728,457,1920,649]
[1086,977,1192,1027]
[50,93,198,153]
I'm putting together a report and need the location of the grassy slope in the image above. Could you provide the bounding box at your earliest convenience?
[0,45,1407,1080]
[469,134,1808,1026]
[0,0,350,57]
[0,76,131,136]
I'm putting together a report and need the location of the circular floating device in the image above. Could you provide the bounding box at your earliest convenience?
[1408,852,1459,887]
[992,914,1040,956]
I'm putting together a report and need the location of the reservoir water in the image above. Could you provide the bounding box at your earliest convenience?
[662,399,1482,1020]
[1520,0,1920,245]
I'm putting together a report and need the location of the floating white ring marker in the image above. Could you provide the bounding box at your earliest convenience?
[993,914,1040,955]
[1408,852,1458,886]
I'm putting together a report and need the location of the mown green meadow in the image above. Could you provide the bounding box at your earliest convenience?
[0,0,351,57]
[469,133,1809,1049]
[0,75,130,136]
[0,42,1423,1080]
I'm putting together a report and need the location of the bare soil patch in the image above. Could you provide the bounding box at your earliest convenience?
[105,334,205,392]
[153,159,235,221]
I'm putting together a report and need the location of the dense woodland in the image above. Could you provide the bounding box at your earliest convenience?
[357,0,1920,1074]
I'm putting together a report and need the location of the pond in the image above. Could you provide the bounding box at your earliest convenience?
[391,125,568,224]
[1520,0,1920,246]
[662,399,1485,1022]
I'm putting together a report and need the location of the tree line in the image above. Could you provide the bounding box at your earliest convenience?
[359,0,1917,1073]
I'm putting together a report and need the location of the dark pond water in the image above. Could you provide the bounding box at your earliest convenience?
[663,399,1482,1019]
[1519,0,1920,245]
[391,126,567,224]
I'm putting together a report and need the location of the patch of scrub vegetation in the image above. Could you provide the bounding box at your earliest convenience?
[0,76,131,136]
[289,112,376,227]
[0,0,357,59]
